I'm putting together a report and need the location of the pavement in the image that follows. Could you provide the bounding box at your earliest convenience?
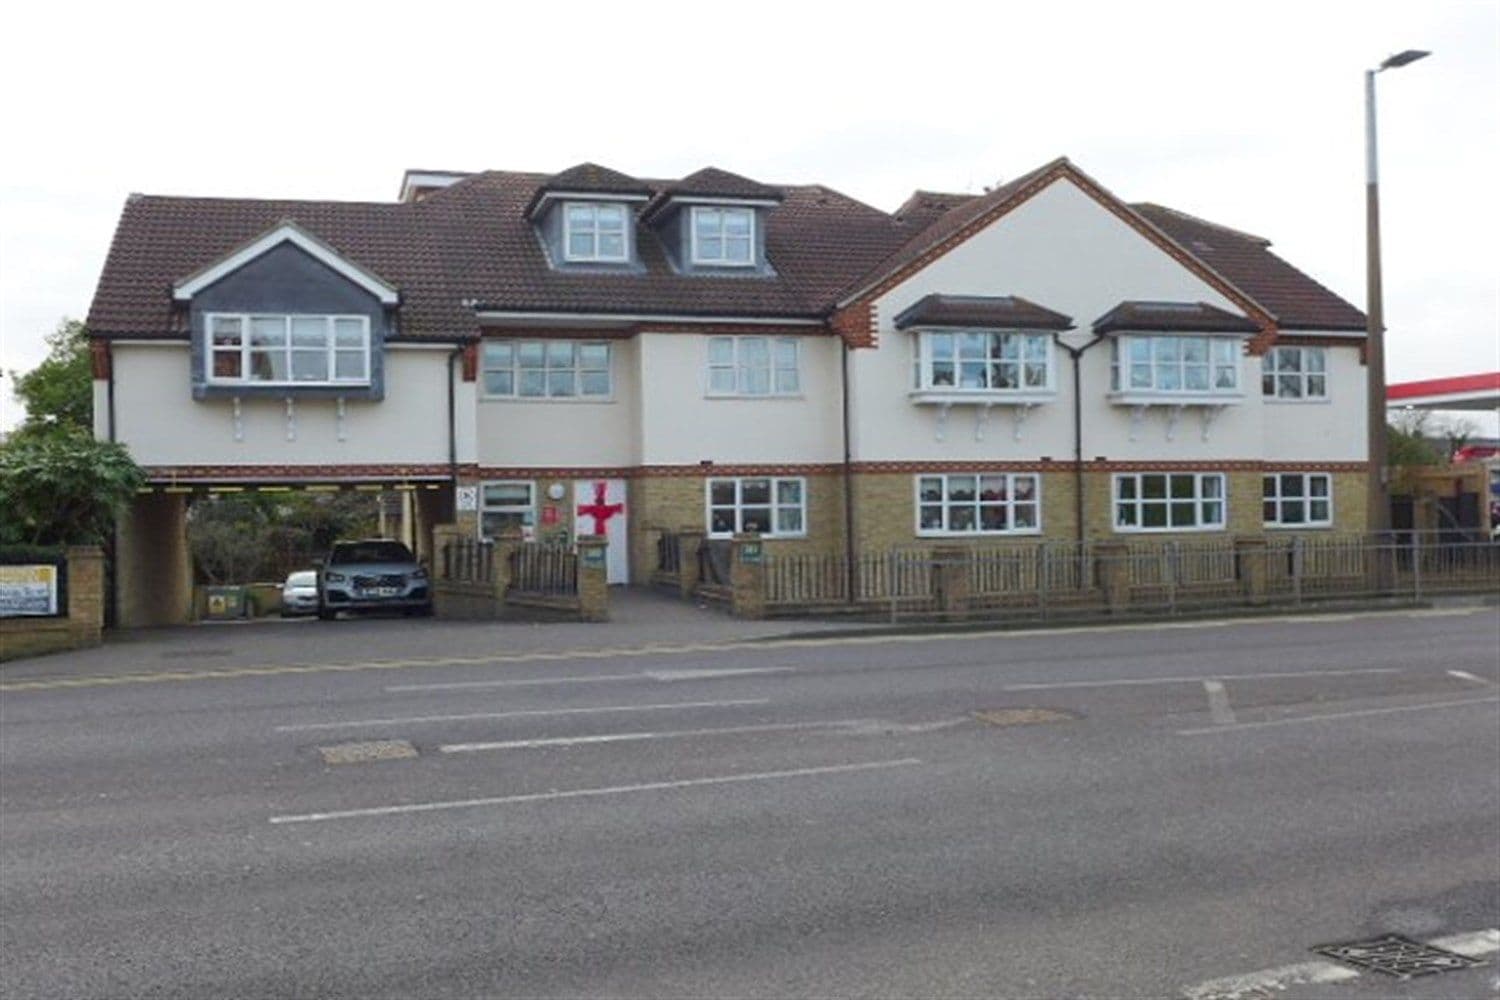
[1,599,1497,997]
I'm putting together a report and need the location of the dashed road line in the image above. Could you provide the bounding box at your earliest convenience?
[386,666,793,692]
[439,718,874,754]
[1447,669,1493,686]
[274,698,770,733]
[1177,695,1500,736]
[1002,667,1399,691]
[268,757,924,824]
[1181,960,1357,1000]
[3,606,1486,693]
[1203,680,1236,726]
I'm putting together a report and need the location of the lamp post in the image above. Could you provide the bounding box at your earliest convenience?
[1365,48,1429,537]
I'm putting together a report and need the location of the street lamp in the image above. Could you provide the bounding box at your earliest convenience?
[1365,48,1430,537]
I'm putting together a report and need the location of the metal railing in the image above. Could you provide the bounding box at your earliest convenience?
[440,537,493,585]
[655,532,682,574]
[509,543,578,596]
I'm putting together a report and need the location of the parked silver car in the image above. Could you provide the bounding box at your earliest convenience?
[317,540,432,620]
[280,570,320,617]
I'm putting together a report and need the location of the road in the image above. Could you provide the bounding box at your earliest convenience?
[2,605,1498,998]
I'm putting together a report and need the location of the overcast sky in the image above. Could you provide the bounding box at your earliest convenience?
[2,0,1496,431]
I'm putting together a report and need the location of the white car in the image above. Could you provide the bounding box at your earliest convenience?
[280,570,320,617]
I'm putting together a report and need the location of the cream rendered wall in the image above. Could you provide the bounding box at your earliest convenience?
[855,177,1265,463]
[110,343,457,468]
[476,337,639,469]
[635,331,843,466]
[1259,343,1367,461]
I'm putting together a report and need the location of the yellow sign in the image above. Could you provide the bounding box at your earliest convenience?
[0,564,60,617]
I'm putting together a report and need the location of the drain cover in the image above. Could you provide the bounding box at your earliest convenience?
[1313,934,1485,978]
[972,707,1077,727]
[318,739,418,765]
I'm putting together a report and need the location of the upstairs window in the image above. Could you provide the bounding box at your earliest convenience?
[1111,336,1239,394]
[1262,346,1328,399]
[207,314,369,386]
[482,340,611,399]
[707,336,800,396]
[691,206,755,266]
[913,331,1052,392]
[563,202,628,262]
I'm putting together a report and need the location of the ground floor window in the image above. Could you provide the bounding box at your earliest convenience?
[1114,472,1226,531]
[1263,472,1332,527]
[706,477,805,537]
[481,481,535,537]
[916,473,1040,535]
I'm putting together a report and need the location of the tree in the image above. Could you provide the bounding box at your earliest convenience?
[9,319,92,434]
[0,430,144,546]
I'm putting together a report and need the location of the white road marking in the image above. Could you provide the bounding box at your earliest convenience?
[1178,696,1500,736]
[643,667,794,681]
[1430,927,1500,957]
[1003,667,1400,691]
[1181,960,1358,1000]
[274,699,770,733]
[1447,669,1493,686]
[387,666,794,693]
[1203,680,1236,726]
[269,758,924,824]
[440,719,873,753]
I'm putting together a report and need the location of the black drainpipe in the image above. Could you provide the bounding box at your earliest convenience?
[1054,330,1104,547]
[841,339,856,602]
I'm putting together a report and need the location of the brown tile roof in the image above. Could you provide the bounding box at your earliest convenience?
[661,167,783,201]
[1131,203,1365,331]
[894,294,1074,332]
[1091,300,1262,335]
[86,160,1367,343]
[538,162,653,196]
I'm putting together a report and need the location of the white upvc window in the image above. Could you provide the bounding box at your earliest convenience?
[706,477,805,537]
[563,202,629,262]
[706,336,800,396]
[1113,472,1227,532]
[913,331,1053,392]
[1261,346,1328,400]
[916,473,1041,536]
[1263,472,1333,527]
[690,206,755,266]
[1110,336,1240,394]
[480,481,535,538]
[481,340,611,398]
[206,313,370,386]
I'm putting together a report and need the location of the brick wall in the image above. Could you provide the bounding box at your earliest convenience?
[0,546,105,662]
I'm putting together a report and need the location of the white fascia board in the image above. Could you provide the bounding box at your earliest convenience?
[173,223,400,304]
[666,195,780,209]
[535,191,650,205]
[474,310,825,327]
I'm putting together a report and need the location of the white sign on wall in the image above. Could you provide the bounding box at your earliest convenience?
[456,486,478,512]
[0,564,60,618]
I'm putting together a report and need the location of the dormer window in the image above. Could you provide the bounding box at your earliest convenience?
[690,206,755,266]
[564,202,629,262]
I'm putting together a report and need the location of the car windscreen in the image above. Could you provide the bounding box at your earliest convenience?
[330,542,415,565]
[287,571,317,586]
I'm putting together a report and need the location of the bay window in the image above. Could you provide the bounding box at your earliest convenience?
[913,330,1052,392]
[1110,336,1240,395]
[207,314,369,386]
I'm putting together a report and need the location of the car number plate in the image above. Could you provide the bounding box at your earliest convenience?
[360,587,401,598]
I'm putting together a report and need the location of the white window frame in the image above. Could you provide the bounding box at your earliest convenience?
[914,473,1042,537]
[911,330,1055,395]
[204,313,371,387]
[706,336,801,397]
[1110,335,1241,398]
[480,340,612,400]
[690,206,756,267]
[1263,472,1334,528]
[480,480,536,539]
[1261,346,1329,401]
[562,201,630,263]
[705,477,806,538]
[1112,472,1228,533]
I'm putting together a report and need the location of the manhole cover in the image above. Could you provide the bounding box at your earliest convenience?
[972,707,1078,727]
[1312,934,1485,978]
[318,739,418,765]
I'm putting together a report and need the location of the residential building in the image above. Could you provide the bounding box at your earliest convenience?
[87,158,1368,624]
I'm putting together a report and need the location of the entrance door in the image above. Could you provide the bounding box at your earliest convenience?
[574,479,629,584]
